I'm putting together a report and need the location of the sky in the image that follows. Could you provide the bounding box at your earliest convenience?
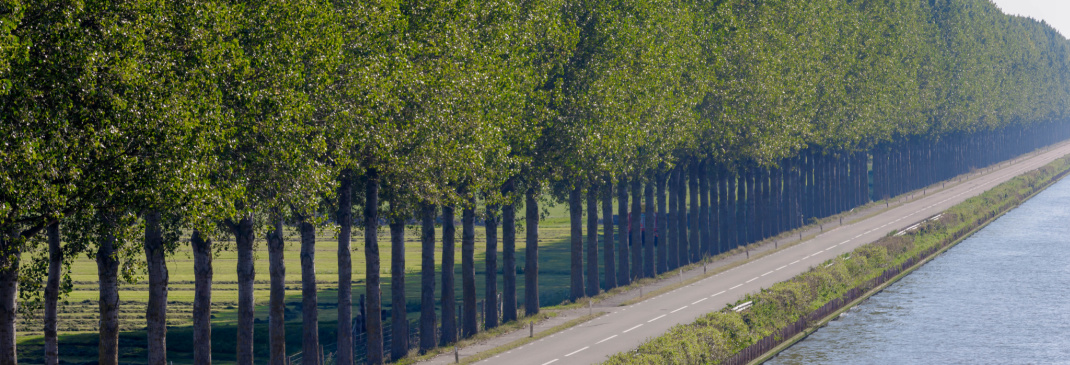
[989,0,1070,39]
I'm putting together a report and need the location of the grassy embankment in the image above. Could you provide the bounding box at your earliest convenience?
[604,155,1070,365]
[14,199,642,364]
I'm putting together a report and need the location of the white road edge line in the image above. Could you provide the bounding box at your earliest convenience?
[596,335,617,344]
[623,324,643,333]
[565,346,589,357]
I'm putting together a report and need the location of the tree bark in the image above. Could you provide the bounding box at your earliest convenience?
[699,162,710,258]
[420,203,437,352]
[365,169,384,364]
[300,218,320,365]
[267,218,285,365]
[601,180,615,290]
[726,170,737,250]
[501,179,518,323]
[485,204,499,329]
[524,188,540,316]
[616,178,629,285]
[676,165,689,266]
[712,165,723,254]
[461,197,477,338]
[234,214,256,365]
[629,178,641,281]
[643,179,654,277]
[585,185,599,296]
[718,166,730,253]
[656,169,667,272]
[0,230,18,365]
[191,230,213,364]
[755,168,766,240]
[568,186,584,300]
[440,205,457,344]
[97,217,120,365]
[389,215,408,361]
[144,211,168,365]
[667,167,678,269]
[689,161,701,262]
[44,221,61,365]
[336,170,354,364]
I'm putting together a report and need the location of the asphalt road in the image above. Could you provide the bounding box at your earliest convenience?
[479,143,1070,365]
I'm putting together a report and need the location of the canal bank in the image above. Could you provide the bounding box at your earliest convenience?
[767,160,1070,364]
[748,156,1070,365]
[604,154,1070,365]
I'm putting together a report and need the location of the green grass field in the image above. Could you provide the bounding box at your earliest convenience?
[14,199,646,364]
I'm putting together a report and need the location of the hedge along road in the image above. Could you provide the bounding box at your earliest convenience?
[470,142,1070,365]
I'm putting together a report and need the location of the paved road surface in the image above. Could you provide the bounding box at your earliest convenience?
[477,143,1070,365]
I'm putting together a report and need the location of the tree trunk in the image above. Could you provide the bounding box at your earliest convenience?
[738,169,748,247]
[390,215,408,361]
[336,170,354,364]
[643,179,654,277]
[267,218,285,365]
[699,162,710,258]
[713,165,724,254]
[751,168,760,242]
[97,217,120,365]
[689,161,701,262]
[420,203,437,352]
[616,178,629,285]
[524,188,540,316]
[485,204,500,329]
[755,168,765,240]
[667,167,678,269]
[568,186,584,300]
[0,230,18,365]
[601,179,615,290]
[191,230,213,364]
[585,185,599,296]
[461,197,477,338]
[725,170,737,250]
[630,178,641,281]
[234,214,256,365]
[440,205,457,344]
[718,167,730,253]
[44,222,61,365]
[300,218,320,365]
[144,211,168,365]
[656,169,668,273]
[501,179,518,323]
[676,165,689,266]
[365,169,384,364]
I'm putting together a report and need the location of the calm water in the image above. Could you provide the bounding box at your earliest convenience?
[768,177,1070,365]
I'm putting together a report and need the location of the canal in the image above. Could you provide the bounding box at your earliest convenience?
[767,176,1070,364]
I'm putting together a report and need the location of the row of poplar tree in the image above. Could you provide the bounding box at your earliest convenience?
[2,0,1070,364]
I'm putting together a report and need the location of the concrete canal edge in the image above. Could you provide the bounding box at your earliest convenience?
[749,157,1070,365]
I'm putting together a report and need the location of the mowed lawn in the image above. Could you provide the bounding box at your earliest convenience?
[15,200,639,364]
